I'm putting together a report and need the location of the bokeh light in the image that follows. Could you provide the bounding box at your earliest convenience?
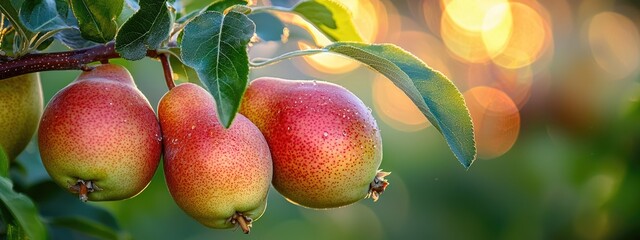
[440,0,511,63]
[440,8,492,63]
[372,75,429,132]
[442,0,510,32]
[588,11,640,80]
[465,64,533,109]
[293,0,394,75]
[489,2,552,69]
[463,87,520,159]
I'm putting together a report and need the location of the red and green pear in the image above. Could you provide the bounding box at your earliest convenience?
[240,77,389,209]
[159,83,272,233]
[0,73,43,160]
[38,64,162,201]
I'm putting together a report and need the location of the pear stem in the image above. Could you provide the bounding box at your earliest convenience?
[159,53,175,90]
[0,42,162,80]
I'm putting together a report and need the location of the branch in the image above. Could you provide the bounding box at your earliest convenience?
[0,42,161,80]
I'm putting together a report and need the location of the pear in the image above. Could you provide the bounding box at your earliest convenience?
[159,83,272,233]
[0,73,43,160]
[38,64,162,201]
[240,77,389,209]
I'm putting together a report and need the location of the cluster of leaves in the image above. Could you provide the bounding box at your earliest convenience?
[1,0,476,238]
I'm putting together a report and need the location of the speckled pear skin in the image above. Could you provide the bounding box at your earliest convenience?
[38,64,162,201]
[159,83,272,229]
[240,77,383,209]
[0,73,43,160]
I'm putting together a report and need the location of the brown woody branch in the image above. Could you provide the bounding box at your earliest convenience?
[0,42,160,80]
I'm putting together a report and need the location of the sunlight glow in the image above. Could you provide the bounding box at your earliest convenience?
[463,87,520,159]
[372,75,429,132]
[588,12,640,80]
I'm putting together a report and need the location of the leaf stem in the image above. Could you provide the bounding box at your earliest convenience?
[249,48,328,68]
[28,28,69,52]
[249,6,292,14]
[159,53,175,90]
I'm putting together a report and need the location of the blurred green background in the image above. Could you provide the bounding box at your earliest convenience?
[13,0,640,239]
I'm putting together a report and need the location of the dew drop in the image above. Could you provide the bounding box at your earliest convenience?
[312,80,317,86]
[187,133,192,137]
[287,126,291,131]
[322,132,329,139]
[191,125,196,130]
[342,130,347,136]
[109,102,113,106]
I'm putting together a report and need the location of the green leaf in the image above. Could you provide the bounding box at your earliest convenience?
[55,27,99,49]
[115,0,173,60]
[0,0,33,55]
[0,148,8,177]
[292,0,362,43]
[0,0,33,39]
[176,0,247,23]
[69,0,123,43]
[25,181,125,239]
[167,50,201,85]
[0,177,47,240]
[35,32,55,50]
[181,11,255,128]
[325,42,476,168]
[48,217,129,240]
[181,0,210,13]
[204,0,247,12]
[116,0,140,26]
[19,0,68,32]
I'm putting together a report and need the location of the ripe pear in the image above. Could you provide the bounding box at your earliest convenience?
[0,73,43,160]
[240,77,389,209]
[38,64,162,201]
[159,83,272,233]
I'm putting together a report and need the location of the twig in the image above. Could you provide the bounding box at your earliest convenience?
[0,42,161,80]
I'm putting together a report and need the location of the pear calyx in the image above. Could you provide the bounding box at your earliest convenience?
[367,170,390,202]
[68,179,103,202]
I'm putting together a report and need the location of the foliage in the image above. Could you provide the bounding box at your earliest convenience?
[0,0,476,238]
